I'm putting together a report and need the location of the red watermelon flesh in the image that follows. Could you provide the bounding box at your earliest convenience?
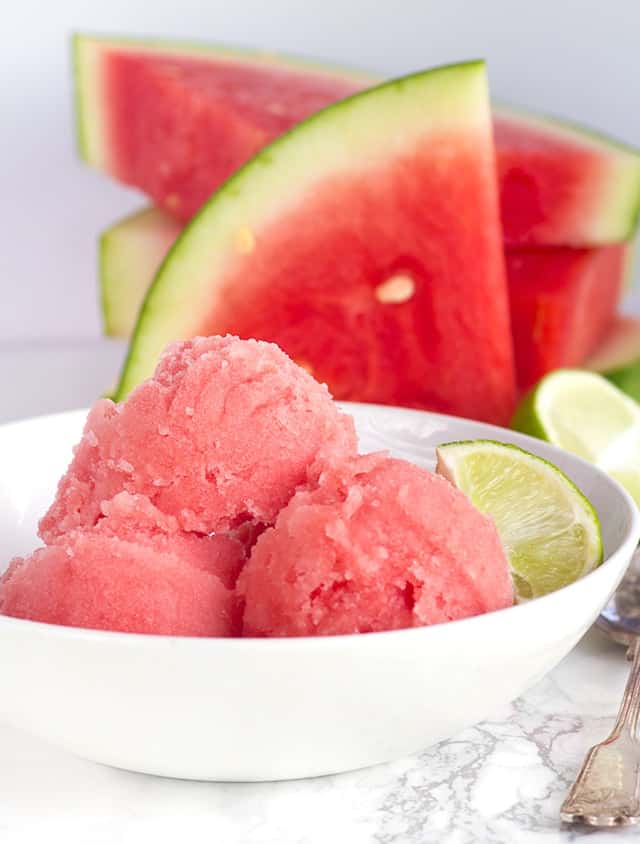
[78,40,366,221]
[113,63,517,425]
[494,114,639,246]
[585,315,640,372]
[193,139,515,420]
[75,36,640,243]
[507,244,627,390]
[100,206,631,394]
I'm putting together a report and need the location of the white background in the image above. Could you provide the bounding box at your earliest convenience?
[2,0,640,343]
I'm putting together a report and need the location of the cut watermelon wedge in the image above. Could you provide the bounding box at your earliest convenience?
[100,208,630,391]
[74,34,640,245]
[494,107,640,246]
[586,315,640,401]
[507,244,627,390]
[114,62,517,424]
[74,34,369,221]
[100,207,182,337]
[586,316,640,372]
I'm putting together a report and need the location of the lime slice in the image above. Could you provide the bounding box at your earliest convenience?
[511,369,640,506]
[436,439,603,600]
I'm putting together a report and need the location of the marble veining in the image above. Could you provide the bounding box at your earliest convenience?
[2,628,639,844]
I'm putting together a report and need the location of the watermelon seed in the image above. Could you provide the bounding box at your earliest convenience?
[234,226,255,254]
[374,274,415,304]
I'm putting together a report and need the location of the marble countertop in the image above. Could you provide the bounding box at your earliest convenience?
[2,341,639,843]
[1,627,638,844]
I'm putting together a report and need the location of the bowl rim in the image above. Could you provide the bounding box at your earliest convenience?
[1,403,638,649]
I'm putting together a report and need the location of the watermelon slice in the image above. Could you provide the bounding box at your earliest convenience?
[507,244,627,390]
[585,316,640,401]
[74,34,640,245]
[586,316,640,372]
[494,107,640,245]
[74,34,369,221]
[101,205,631,395]
[100,207,631,392]
[113,62,517,424]
[100,207,182,337]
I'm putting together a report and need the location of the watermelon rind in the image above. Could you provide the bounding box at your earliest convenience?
[72,33,376,171]
[586,315,640,373]
[495,103,640,243]
[97,118,640,345]
[585,316,640,402]
[76,32,640,249]
[113,60,490,400]
[100,207,182,338]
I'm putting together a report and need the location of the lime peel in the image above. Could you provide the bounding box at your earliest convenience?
[436,438,603,601]
[512,369,640,507]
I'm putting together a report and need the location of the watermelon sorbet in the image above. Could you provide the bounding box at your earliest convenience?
[240,453,513,636]
[0,523,243,637]
[40,334,357,540]
[0,336,514,637]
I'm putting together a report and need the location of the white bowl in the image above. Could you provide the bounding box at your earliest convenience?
[0,404,638,781]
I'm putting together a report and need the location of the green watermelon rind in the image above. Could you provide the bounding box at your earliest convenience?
[494,103,640,163]
[98,232,112,335]
[98,119,640,346]
[584,316,640,404]
[113,60,491,400]
[494,103,640,242]
[99,207,182,338]
[75,31,640,244]
[586,316,640,373]
[72,33,377,169]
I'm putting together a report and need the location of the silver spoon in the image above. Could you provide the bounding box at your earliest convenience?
[561,548,640,826]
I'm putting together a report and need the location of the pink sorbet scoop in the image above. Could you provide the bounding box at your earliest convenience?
[40,335,357,541]
[0,520,245,636]
[239,453,514,637]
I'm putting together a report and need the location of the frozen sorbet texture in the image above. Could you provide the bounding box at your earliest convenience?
[0,524,244,636]
[240,454,513,637]
[40,335,357,541]
[2,335,513,639]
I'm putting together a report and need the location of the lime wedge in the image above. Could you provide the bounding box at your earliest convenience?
[511,369,640,507]
[436,439,603,600]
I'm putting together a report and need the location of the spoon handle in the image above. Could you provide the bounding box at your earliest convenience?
[561,637,640,826]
